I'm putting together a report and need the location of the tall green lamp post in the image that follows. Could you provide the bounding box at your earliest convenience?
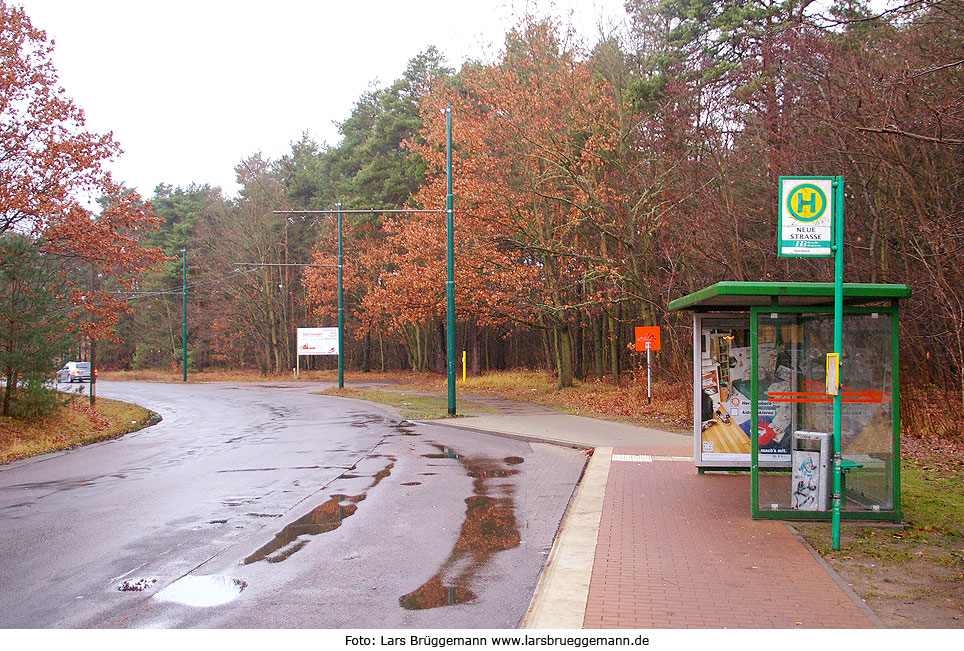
[445,103,455,416]
[182,247,187,382]
[337,202,344,390]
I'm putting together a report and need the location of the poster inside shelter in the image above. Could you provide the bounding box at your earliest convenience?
[699,324,793,464]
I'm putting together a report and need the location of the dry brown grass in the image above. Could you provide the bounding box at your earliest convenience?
[397,369,691,432]
[0,396,156,465]
[98,368,423,384]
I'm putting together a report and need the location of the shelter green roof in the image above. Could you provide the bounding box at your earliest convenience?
[667,281,911,312]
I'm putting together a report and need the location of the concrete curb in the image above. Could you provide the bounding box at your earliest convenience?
[521,448,613,629]
[413,418,594,450]
[786,524,886,628]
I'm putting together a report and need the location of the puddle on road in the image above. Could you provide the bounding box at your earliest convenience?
[218,464,335,473]
[370,462,393,487]
[399,446,521,611]
[350,415,388,429]
[422,447,462,460]
[217,467,279,473]
[396,422,420,436]
[117,577,157,592]
[154,575,247,607]
[242,494,362,564]
[242,457,395,565]
[221,495,261,508]
[399,575,477,610]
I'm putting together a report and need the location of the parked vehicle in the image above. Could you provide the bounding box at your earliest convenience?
[57,361,93,383]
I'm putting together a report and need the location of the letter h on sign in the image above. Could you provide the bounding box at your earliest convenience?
[796,190,818,215]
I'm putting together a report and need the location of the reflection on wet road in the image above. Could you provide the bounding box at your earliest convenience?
[243,455,396,565]
[0,381,587,628]
[400,450,522,610]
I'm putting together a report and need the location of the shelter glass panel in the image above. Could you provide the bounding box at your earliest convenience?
[754,310,895,515]
[839,314,895,511]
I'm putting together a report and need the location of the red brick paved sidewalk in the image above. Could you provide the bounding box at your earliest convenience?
[583,445,877,629]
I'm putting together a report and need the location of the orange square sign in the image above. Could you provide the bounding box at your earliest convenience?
[635,326,661,352]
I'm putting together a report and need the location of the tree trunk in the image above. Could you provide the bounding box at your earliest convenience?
[554,324,574,389]
[413,324,422,371]
[534,314,550,371]
[435,319,447,374]
[607,310,620,381]
[573,317,583,381]
[163,296,177,369]
[379,331,385,372]
[593,314,603,380]
[2,366,14,417]
[362,328,372,373]
[470,323,481,376]
[484,328,491,372]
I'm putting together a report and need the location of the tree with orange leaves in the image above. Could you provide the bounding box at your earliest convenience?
[401,18,626,387]
[0,2,163,414]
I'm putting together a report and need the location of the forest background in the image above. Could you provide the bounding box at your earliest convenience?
[6,0,963,439]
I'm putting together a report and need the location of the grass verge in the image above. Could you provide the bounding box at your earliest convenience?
[98,368,411,384]
[319,387,497,420]
[396,369,691,432]
[796,439,964,628]
[0,396,159,465]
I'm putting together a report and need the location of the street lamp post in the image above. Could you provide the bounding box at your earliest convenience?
[182,247,187,382]
[446,103,456,416]
[337,202,344,390]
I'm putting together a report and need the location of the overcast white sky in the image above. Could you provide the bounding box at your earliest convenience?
[16,0,630,199]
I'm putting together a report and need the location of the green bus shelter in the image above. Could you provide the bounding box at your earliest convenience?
[668,281,910,522]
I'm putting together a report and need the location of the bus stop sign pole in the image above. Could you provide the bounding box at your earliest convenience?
[831,176,845,550]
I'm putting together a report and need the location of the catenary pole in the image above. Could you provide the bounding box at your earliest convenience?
[90,264,97,406]
[182,247,187,382]
[446,104,456,416]
[337,202,344,389]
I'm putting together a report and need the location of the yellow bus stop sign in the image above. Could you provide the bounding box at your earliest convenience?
[779,177,834,257]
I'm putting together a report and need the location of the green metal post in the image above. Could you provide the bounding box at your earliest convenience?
[832,176,845,549]
[446,104,456,416]
[182,247,187,382]
[891,302,902,523]
[337,202,344,390]
[750,308,760,518]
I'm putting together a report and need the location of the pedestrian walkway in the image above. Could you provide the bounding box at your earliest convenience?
[427,397,880,629]
[581,445,877,628]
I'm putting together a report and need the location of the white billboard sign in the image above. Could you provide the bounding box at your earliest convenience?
[297,327,339,356]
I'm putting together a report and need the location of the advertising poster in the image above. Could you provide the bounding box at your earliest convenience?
[699,327,792,465]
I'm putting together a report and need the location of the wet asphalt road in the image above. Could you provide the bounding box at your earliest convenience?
[0,381,585,629]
